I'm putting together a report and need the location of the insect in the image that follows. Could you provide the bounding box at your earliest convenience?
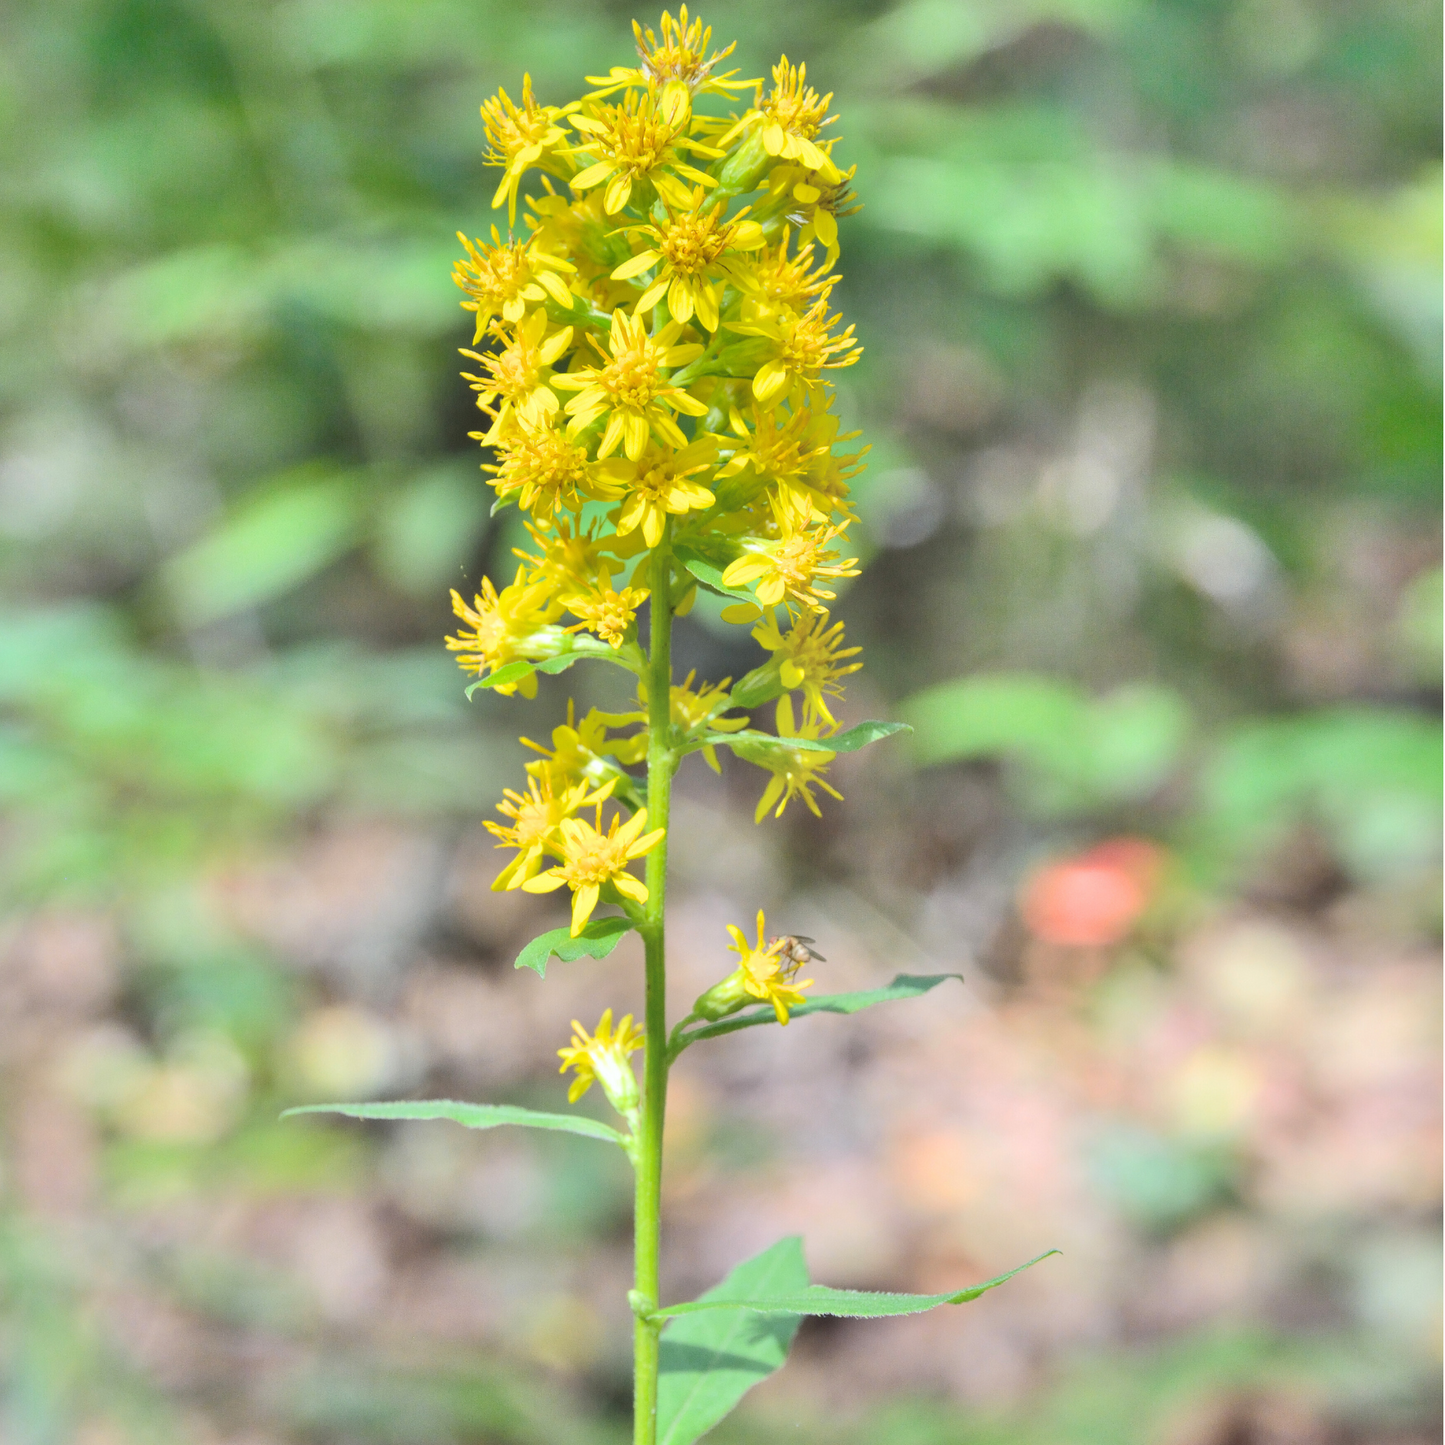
[773,934,826,974]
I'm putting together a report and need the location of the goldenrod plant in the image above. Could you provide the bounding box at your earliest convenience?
[290,11,1052,1441]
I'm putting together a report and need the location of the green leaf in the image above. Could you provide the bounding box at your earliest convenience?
[898,673,1188,813]
[674,974,960,1051]
[901,673,1085,768]
[372,463,489,600]
[281,1099,624,1145]
[161,466,363,624]
[656,1237,810,1445]
[707,721,911,756]
[674,547,755,605]
[463,653,579,697]
[653,1252,1057,1320]
[514,915,634,977]
[1197,708,1442,885]
[463,639,642,697]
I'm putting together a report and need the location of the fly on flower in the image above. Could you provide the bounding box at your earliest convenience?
[692,910,815,1025]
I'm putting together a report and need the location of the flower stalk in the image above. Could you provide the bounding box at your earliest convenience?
[632,532,675,1443]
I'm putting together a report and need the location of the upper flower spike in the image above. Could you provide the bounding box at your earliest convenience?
[449,12,873,852]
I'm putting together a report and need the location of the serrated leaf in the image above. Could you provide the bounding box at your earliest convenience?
[707,720,911,756]
[281,1099,624,1145]
[674,973,959,1052]
[656,1237,810,1445]
[515,915,633,976]
[653,1251,1058,1320]
[674,548,754,605]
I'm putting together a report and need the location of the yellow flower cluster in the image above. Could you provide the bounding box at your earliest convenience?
[448,8,868,941]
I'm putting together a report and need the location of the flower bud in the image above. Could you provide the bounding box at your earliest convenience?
[715,126,772,197]
[728,659,785,710]
[591,1045,640,1116]
[691,968,752,1021]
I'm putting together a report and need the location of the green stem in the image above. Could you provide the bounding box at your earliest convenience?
[634,527,675,1445]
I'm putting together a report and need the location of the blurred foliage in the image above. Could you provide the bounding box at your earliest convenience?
[0,0,1438,1441]
[713,1326,1425,1444]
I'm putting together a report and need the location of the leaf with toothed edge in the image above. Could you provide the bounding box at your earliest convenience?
[673,973,960,1053]
[280,1099,624,1144]
[651,1251,1059,1320]
[703,720,912,755]
[514,915,633,976]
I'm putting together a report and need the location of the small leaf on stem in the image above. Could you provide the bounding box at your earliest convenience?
[515,915,634,977]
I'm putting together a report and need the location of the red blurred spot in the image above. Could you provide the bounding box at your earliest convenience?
[1020,837,1165,947]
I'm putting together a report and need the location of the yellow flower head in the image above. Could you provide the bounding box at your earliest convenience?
[669,669,743,732]
[611,192,765,331]
[601,436,718,547]
[552,309,708,460]
[558,1008,644,1111]
[625,668,748,772]
[685,673,746,774]
[755,57,838,177]
[770,163,862,267]
[523,700,646,790]
[563,572,650,649]
[751,608,861,726]
[798,403,868,515]
[748,695,843,822]
[523,806,666,935]
[734,231,836,319]
[721,522,860,611]
[485,774,615,890]
[480,75,578,224]
[718,403,833,532]
[588,8,753,105]
[566,89,722,214]
[453,227,576,340]
[485,420,623,523]
[446,568,563,696]
[462,308,574,441]
[727,293,860,405]
[515,515,621,597]
[727,909,813,1024]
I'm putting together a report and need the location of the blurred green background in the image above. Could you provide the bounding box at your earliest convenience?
[0,1,1439,1442]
